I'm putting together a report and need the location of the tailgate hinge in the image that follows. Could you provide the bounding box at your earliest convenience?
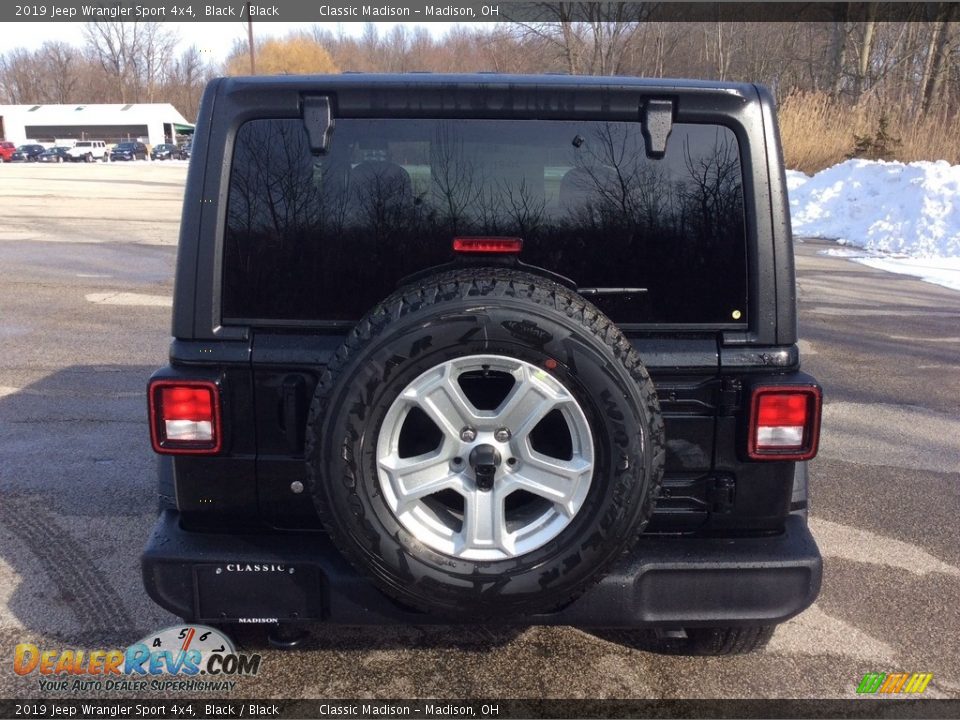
[719,377,742,415]
[641,98,674,158]
[281,375,307,454]
[707,476,736,513]
[302,95,334,154]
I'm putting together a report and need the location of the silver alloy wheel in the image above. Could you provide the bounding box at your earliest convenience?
[376,355,594,561]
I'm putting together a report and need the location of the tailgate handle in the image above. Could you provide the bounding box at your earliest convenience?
[282,375,306,453]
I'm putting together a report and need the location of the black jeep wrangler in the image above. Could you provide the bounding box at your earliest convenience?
[143,74,822,655]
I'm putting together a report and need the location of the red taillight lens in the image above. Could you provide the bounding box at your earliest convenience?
[757,393,809,428]
[149,380,221,454]
[162,387,213,422]
[748,386,821,461]
[453,237,523,254]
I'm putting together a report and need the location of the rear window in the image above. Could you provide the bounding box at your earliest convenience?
[223,117,747,326]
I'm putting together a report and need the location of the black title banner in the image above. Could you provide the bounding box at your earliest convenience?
[2,2,955,24]
[4,698,960,720]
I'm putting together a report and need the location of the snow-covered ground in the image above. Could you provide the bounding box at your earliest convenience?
[787,159,960,292]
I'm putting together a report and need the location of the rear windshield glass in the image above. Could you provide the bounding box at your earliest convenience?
[223,118,747,325]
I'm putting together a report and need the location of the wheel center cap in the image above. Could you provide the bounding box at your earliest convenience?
[468,444,501,491]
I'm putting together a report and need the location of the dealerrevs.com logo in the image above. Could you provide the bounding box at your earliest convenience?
[14,625,261,693]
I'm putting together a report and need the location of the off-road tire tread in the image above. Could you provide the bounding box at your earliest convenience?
[598,624,776,656]
[686,625,776,655]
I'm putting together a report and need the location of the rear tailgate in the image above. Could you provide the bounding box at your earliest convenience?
[249,331,722,533]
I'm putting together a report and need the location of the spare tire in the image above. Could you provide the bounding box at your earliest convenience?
[306,268,665,616]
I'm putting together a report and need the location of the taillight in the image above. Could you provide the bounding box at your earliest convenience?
[149,380,222,454]
[453,237,523,254]
[747,386,822,461]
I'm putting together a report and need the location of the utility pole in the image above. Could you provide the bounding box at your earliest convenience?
[246,2,256,74]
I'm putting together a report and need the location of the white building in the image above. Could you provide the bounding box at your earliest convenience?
[0,103,194,146]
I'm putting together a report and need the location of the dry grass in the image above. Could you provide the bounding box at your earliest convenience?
[778,90,960,174]
[899,111,960,167]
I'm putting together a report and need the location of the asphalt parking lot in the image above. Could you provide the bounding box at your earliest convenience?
[0,162,958,700]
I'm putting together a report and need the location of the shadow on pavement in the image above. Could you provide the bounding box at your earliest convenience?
[0,365,521,652]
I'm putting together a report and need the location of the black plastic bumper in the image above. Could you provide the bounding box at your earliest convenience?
[142,511,821,628]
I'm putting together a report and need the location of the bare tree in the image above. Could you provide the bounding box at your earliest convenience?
[39,42,81,104]
[828,7,851,97]
[163,45,211,121]
[921,2,960,114]
[510,2,648,75]
[83,21,133,101]
[135,22,179,102]
[0,47,45,103]
[83,21,178,102]
[853,3,879,100]
[431,121,483,233]
[1,16,959,165]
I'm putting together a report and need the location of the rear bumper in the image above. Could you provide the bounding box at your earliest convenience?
[142,511,821,628]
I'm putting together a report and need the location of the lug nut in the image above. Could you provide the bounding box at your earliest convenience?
[494,427,512,442]
[460,427,477,442]
[290,481,304,494]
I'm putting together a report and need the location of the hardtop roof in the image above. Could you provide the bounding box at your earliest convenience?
[219,72,756,95]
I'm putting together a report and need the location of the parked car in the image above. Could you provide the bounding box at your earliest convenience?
[150,143,185,161]
[143,74,823,655]
[0,141,16,162]
[38,147,72,163]
[110,141,149,161]
[66,140,109,162]
[10,144,46,162]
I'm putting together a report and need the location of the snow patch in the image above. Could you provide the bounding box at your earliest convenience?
[789,159,960,291]
[817,247,874,258]
[853,256,960,292]
[85,292,172,307]
[785,169,811,193]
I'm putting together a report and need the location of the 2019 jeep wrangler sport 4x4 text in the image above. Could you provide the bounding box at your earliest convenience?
[142,74,822,655]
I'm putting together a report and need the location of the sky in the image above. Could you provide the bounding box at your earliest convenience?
[11,21,480,64]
